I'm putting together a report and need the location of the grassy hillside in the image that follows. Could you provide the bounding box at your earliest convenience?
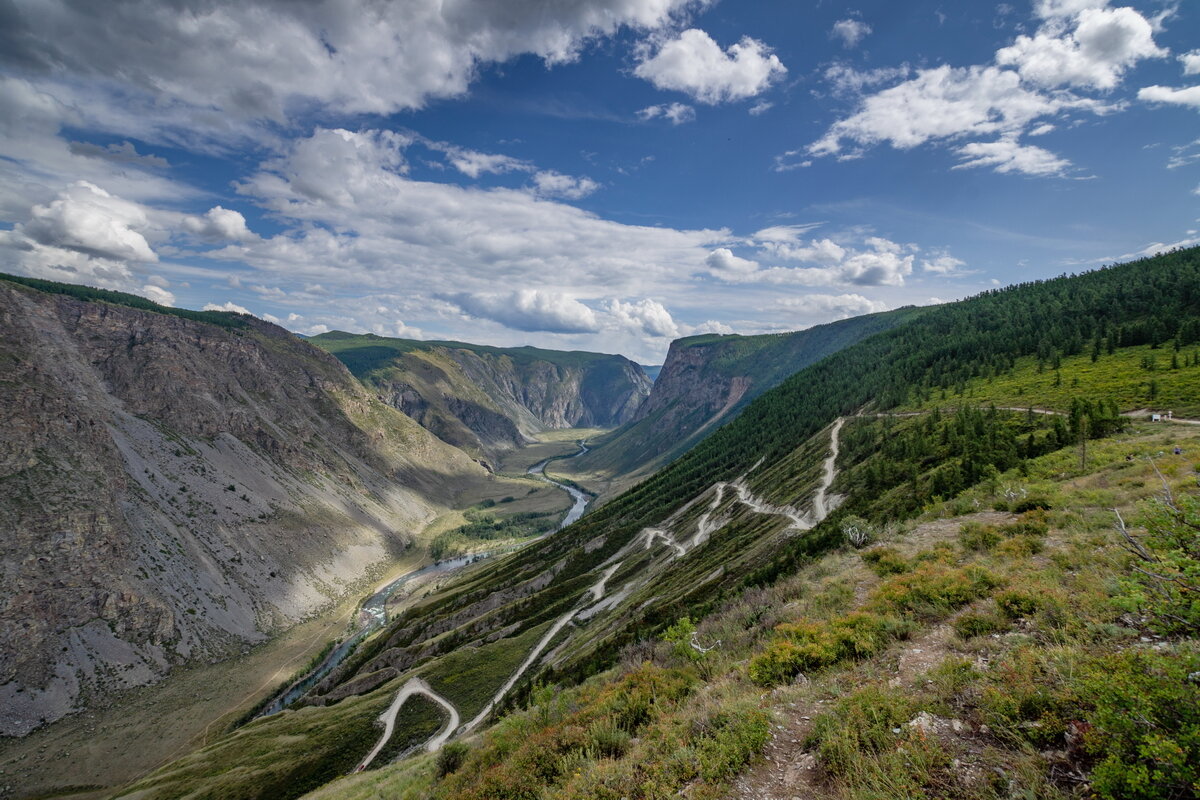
[898,341,1200,418]
[308,420,1200,800]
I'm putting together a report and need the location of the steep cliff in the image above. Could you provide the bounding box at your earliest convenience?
[311,333,652,463]
[573,307,925,481]
[0,276,484,735]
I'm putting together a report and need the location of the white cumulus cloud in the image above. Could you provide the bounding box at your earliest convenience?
[771,293,889,317]
[202,300,252,315]
[921,253,970,274]
[705,247,759,276]
[804,2,1165,177]
[709,232,917,287]
[996,6,1165,90]
[140,284,176,306]
[953,138,1073,176]
[21,181,158,262]
[1139,85,1200,110]
[0,0,703,132]
[1181,51,1200,76]
[450,290,600,334]
[182,205,256,242]
[634,29,786,104]
[605,298,680,338]
[530,170,600,199]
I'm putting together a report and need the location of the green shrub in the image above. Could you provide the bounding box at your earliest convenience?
[1013,497,1053,512]
[806,686,917,775]
[979,646,1081,748]
[952,611,1007,639]
[869,563,1002,620]
[748,612,911,686]
[748,626,840,686]
[662,616,701,663]
[958,522,1001,551]
[585,717,631,759]
[913,543,958,564]
[829,611,912,658]
[1082,648,1200,800]
[996,590,1041,619]
[999,510,1051,538]
[995,535,1044,557]
[1119,494,1200,636]
[695,703,772,782]
[860,546,910,577]
[436,741,469,777]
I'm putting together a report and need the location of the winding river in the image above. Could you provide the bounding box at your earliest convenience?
[526,440,590,528]
[254,439,592,720]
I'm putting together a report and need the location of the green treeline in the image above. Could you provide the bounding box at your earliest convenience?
[836,403,1128,520]
[0,272,253,330]
[429,510,558,559]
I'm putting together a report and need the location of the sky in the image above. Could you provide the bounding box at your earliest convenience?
[0,0,1197,364]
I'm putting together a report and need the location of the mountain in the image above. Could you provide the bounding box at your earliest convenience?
[114,249,1200,800]
[311,332,652,464]
[571,307,924,483]
[639,364,663,381]
[0,274,488,737]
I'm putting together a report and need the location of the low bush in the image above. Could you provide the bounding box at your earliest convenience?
[806,686,917,775]
[958,522,1001,551]
[1118,494,1200,636]
[860,546,910,577]
[748,612,912,686]
[436,741,469,777]
[868,563,1001,620]
[995,535,1044,557]
[999,510,1051,538]
[694,702,772,783]
[952,610,1008,639]
[978,646,1081,748]
[1081,647,1200,800]
[1013,497,1053,512]
[996,589,1041,620]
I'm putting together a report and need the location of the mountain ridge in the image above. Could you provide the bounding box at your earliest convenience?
[312,332,652,464]
[0,276,490,737]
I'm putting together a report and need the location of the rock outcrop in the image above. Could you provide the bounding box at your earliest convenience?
[0,279,483,735]
[576,308,920,479]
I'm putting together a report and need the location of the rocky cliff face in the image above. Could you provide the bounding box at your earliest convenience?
[0,281,483,735]
[577,309,921,480]
[311,334,652,463]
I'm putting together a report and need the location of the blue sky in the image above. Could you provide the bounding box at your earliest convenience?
[1,0,1196,363]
